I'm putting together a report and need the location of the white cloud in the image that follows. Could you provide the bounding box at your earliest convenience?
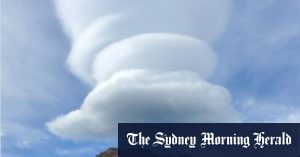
[92,34,217,83]
[48,0,240,140]
[47,70,239,140]
[54,0,231,84]
[54,0,231,40]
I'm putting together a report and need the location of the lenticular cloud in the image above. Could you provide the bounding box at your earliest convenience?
[47,0,240,140]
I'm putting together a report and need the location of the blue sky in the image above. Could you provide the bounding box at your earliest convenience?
[1,0,300,157]
[2,0,114,156]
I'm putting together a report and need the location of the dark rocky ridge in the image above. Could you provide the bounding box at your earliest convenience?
[96,148,118,157]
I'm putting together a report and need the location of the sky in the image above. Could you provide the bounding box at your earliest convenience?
[1,0,300,157]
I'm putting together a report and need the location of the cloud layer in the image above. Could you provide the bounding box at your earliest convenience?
[55,0,232,84]
[47,0,240,140]
[48,70,239,140]
[92,34,217,83]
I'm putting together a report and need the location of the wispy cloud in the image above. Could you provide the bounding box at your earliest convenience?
[56,147,96,156]
[238,98,300,122]
[2,122,49,149]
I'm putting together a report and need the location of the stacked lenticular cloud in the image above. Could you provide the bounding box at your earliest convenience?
[47,0,240,140]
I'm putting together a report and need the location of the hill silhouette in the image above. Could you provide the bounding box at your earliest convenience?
[96,148,118,157]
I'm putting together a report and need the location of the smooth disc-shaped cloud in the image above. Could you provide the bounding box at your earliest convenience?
[55,0,231,40]
[47,70,240,140]
[92,33,217,83]
[55,0,231,83]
